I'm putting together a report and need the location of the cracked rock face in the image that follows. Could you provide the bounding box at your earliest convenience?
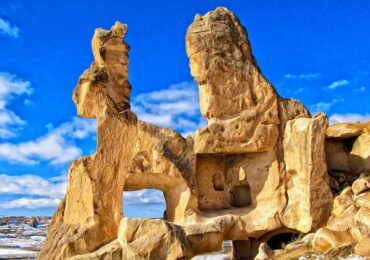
[40,7,369,260]
[186,8,280,154]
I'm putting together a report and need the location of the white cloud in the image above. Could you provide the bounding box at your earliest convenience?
[0,174,66,199]
[294,87,304,94]
[284,73,320,80]
[0,80,203,165]
[0,198,61,209]
[0,72,32,138]
[0,18,19,38]
[46,116,96,140]
[0,174,165,209]
[132,81,206,135]
[0,173,66,210]
[309,98,344,114]
[124,189,165,205]
[0,117,96,165]
[355,86,366,92]
[329,113,370,124]
[327,79,350,90]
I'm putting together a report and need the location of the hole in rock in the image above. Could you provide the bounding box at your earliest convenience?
[343,136,357,152]
[238,166,246,181]
[123,189,166,219]
[229,184,252,207]
[266,232,299,250]
[213,171,225,191]
[191,240,232,259]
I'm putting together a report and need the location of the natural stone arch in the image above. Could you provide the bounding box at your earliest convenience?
[123,171,192,222]
[39,8,341,260]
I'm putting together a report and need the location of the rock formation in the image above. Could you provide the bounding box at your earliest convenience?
[40,7,370,260]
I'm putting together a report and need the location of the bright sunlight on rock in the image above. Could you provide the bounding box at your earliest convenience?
[37,7,370,260]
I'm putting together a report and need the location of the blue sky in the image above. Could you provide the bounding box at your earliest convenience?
[0,0,369,217]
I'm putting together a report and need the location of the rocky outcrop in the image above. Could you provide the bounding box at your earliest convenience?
[40,7,369,260]
[325,121,370,195]
[282,113,333,233]
[257,176,370,259]
[186,9,279,154]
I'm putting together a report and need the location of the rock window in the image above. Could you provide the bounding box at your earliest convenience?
[213,171,225,191]
[123,189,166,219]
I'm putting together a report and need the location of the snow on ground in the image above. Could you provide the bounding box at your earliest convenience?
[0,219,366,259]
[0,248,38,259]
[0,217,50,259]
[192,252,231,260]
[192,241,231,260]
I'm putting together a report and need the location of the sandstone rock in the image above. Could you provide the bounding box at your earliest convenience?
[255,243,273,260]
[325,122,370,178]
[40,6,369,260]
[352,176,370,196]
[271,174,370,258]
[326,121,370,140]
[350,206,370,241]
[282,113,333,232]
[325,140,351,173]
[272,233,314,259]
[311,228,355,253]
[350,132,370,174]
[186,7,280,154]
[118,218,192,259]
[73,22,131,118]
[354,191,370,208]
[354,237,370,257]
[331,187,354,218]
[277,97,311,130]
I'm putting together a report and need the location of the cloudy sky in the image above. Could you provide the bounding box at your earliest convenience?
[0,0,369,217]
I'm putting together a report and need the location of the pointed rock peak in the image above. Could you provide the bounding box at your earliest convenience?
[186,7,257,72]
[111,21,128,38]
[73,21,131,118]
[92,21,129,65]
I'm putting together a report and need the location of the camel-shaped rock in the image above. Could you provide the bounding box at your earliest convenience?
[40,8,370,259]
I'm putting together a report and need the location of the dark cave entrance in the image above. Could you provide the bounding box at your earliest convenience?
[266,232,299,250]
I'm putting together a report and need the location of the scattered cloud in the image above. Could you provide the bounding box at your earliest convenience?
[132,81,206,135]
[0,81,204,166]
[284,73,320,80]
[0,174,166,209]
[0,117,96,165]
[329,113,370,124]
[0,198,61,209]
[327,79,350,90]
[0,17,19,38]
[294,87,304,94]
[0,174,66,199]
[355,86,366,92]
[309,98,344,114]
[0,173,66,210]
[124,189,165,205]
[0,72,32,138]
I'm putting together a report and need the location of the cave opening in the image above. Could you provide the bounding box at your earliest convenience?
[266,232,299,250]
[229,184,252,207]
[343,136,357,152]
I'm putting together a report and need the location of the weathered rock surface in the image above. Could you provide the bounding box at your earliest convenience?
[259,176,370,258]
[282,113,333,233]
[40,7,369,260]
[326,121,370,140]
[186,8,280,154]
[325,121,370,195]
